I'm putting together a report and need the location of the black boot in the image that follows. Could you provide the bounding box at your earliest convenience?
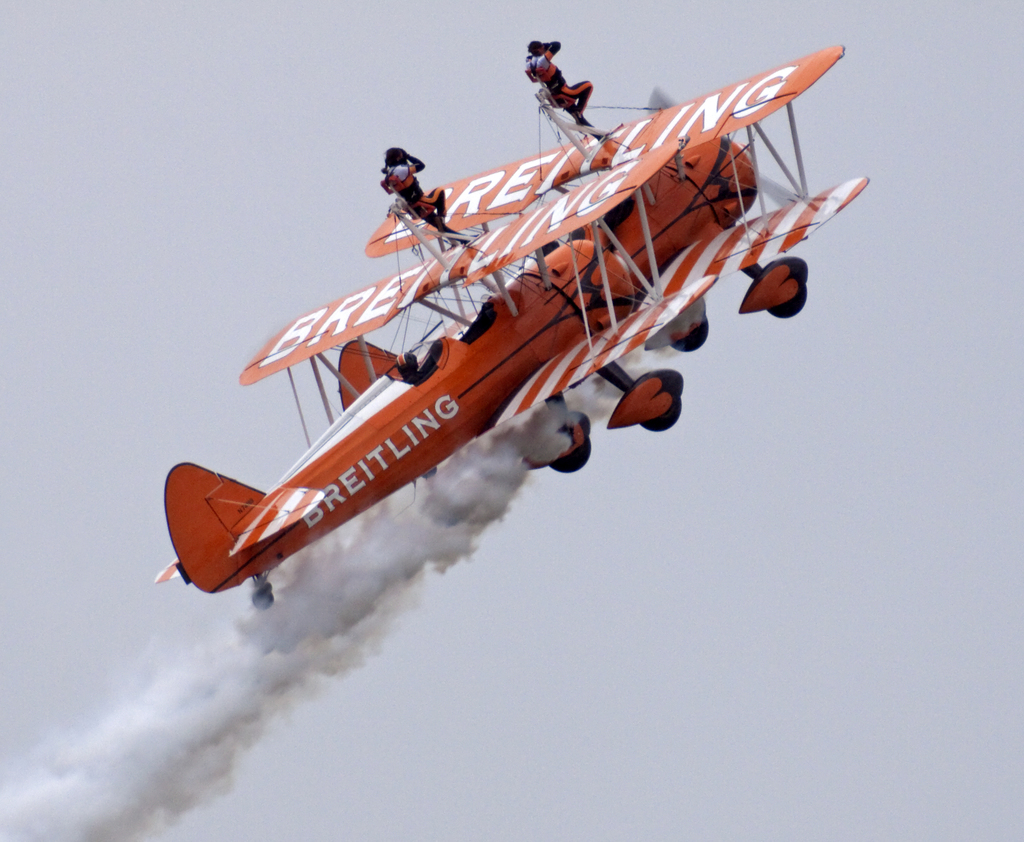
[569,109,593,128]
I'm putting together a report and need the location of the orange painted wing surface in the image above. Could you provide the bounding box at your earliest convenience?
[661,178,869,298]
[240,260,448,385]
[364,141,617,258]
[453,147,682,286]
[365,45,846,259]
[491,275,717,428]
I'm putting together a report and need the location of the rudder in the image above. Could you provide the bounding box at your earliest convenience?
[164,463,265,593]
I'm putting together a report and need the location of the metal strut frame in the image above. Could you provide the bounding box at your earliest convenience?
[535,89,607,162]
[310,356,335,424]
[391,196,454,269]
[489,271,519,316]
[287,367,311,448]
[315,352,360,402]
[567,238,594,354]
[597,218,658,300]
[416,297,474,327]
[356,336,377,384]
[633,187,662,298]
[746,125,769,223]
[590,221,619,332]
[752,120,806,200]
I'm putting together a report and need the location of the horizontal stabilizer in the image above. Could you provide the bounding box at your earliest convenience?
[229,486,326,556]
[154,560,181,584]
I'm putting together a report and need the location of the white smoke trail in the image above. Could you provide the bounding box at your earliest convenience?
[0,408,581,842]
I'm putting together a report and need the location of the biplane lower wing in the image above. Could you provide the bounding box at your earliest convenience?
[491,274,717,428]
[662,178,869,297]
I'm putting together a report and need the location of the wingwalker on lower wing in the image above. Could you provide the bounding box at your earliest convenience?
[162,45,867,607]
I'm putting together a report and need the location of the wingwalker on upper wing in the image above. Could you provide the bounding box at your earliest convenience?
[162,45,867,607]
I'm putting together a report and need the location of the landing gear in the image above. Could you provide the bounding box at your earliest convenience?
[550,411,592,473]
[251,573,274,610]
[606,368,684,432]
[739,257,808,318]
[767,281,807,318]
[671,317,709,352]
[638,371,683,431]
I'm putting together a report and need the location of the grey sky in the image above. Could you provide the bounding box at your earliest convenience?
[2,2,1023,840]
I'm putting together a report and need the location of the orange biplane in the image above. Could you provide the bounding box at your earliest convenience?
[161,46,867,607]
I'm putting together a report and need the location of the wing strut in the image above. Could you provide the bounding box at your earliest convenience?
[786,103,809,198]
[597,219,658,300]
[634,187,662,298]
[416,298,474,327]
[568,238,594,354]
[673,136,690,182]
[746,125,769,223]
[752,123,803,199]
[489,272,519,316]
[287,368,311,448]
[357,336,378,385]
[310,356,335,424]
[727,134,754,248]
[590,221,620,332]
[534,249,553,290]
[391,197,453,269]
[315,352,361,401]
[451,285,470,321]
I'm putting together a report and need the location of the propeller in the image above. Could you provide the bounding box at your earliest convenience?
[647,86,676,111]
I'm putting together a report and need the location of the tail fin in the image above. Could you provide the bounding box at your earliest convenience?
[337,340,398,409]
[164,463,265,593]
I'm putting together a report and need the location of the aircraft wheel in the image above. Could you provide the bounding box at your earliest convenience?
[550,435,591,473]
[767,279,807,319]
[252,581,274,610]
[550,412,592,473]
[566,410,591,439]
[671,317,709,352]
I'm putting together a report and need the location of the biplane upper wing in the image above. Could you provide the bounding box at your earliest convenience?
[241,259,454,385]
[450,146,681,286]
[491,274,717,428]
[660,177,869,298]
[365,140,617,257]
[365,45,846,259]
